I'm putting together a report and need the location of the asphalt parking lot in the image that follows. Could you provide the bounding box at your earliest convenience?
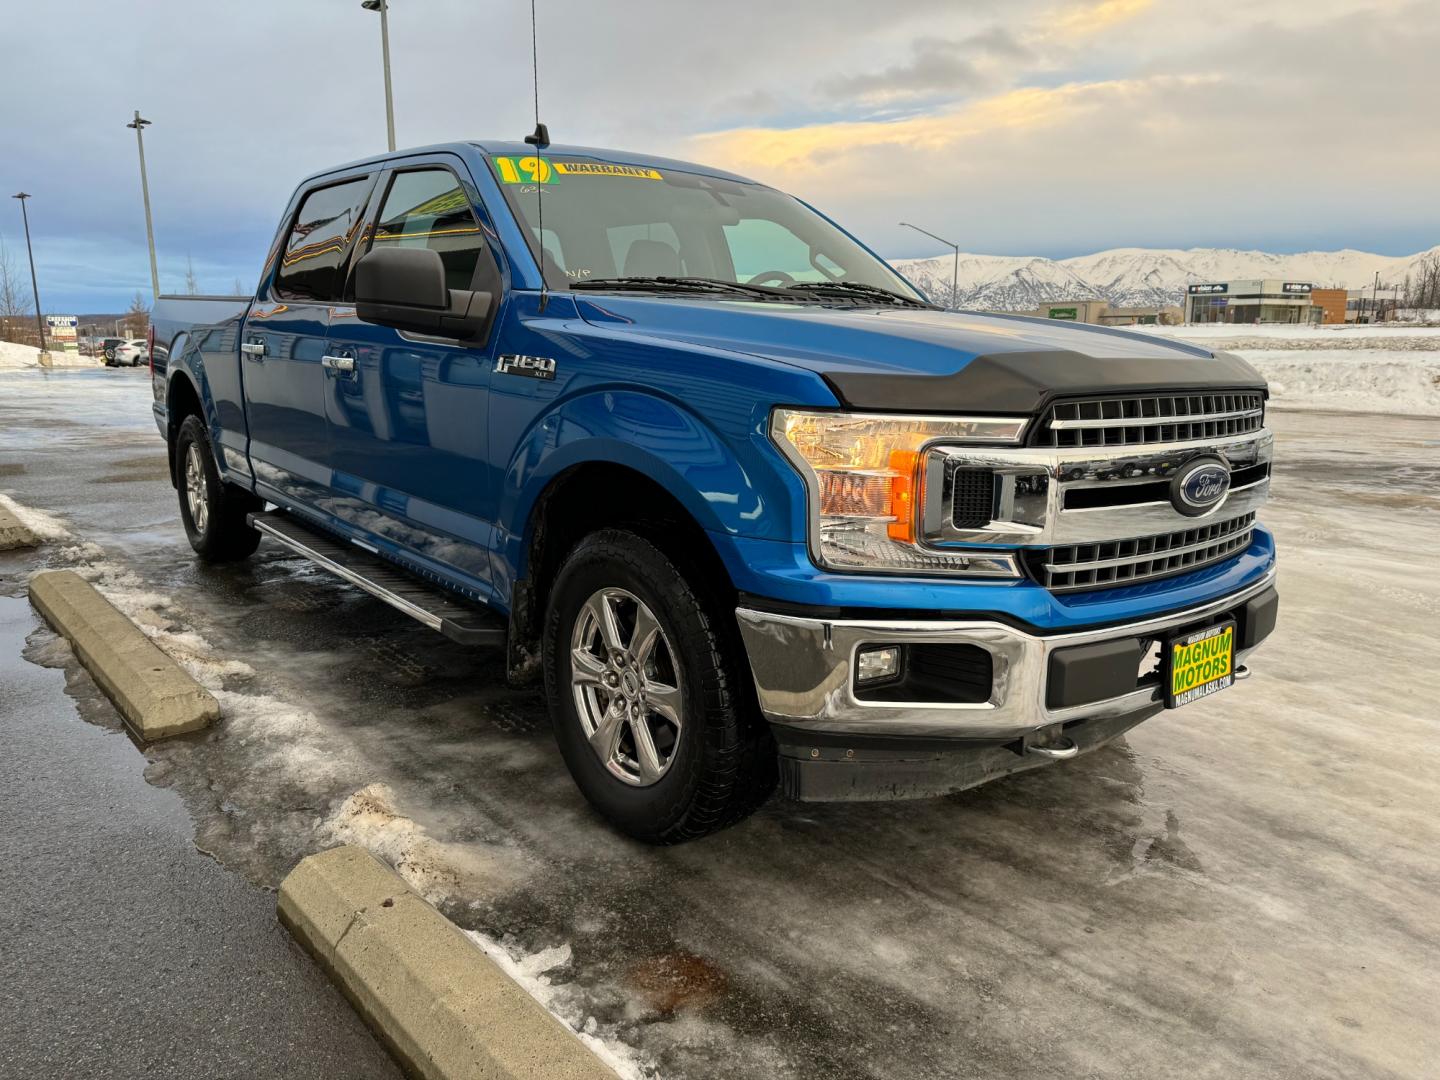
[2,366,1437,1080]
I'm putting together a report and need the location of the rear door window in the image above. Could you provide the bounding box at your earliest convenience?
[273,176,373,301]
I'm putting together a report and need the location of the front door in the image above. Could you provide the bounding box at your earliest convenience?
[242,173,376,510]
[320,160,505,601]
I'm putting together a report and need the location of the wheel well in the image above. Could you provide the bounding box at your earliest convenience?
[165,375,203,488]
[507,463,736,685]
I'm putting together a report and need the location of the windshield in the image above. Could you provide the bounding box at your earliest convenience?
[487,154,924,302]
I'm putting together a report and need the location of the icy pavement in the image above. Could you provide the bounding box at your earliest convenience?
[2,368,1438,1079]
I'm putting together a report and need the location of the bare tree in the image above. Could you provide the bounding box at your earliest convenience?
[120,291,150,338]
[232,277,245,296]
[0,235,35,345]
[185,255,200,295]
[1404,253,1440,312]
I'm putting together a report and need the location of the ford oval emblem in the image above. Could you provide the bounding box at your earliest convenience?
[1171,458,1231,516]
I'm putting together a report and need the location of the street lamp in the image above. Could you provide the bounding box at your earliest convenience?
[11,193,47,355]
[126,110,160,297]
[899,221,961,310]
[361,0,397,152]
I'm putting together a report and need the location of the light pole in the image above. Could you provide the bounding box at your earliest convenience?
[127,111,160,297]
[899,221,960,310]
[11,193,47,354]
[361,0,397,151]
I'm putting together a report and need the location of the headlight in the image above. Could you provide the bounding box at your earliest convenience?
[771,409,1029,576]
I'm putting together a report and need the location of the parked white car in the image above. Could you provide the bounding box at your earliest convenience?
[110,339,148,367]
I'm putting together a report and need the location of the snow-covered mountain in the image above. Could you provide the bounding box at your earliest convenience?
[891,245,1440,310]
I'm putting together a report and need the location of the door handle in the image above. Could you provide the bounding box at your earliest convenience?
[321,355,356,373]
[240,340,265,360]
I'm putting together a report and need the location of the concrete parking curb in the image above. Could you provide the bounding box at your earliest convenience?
[27,570,220,740]
[0,505,38,550]
[279,846,619,1080]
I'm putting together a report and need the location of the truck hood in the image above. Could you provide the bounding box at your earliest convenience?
[573,296,1265,413]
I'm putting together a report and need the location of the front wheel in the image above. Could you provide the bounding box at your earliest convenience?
[544,529,775,843]
[174,415,263,562]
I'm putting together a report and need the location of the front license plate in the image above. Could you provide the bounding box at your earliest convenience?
[1164,620,1235,709]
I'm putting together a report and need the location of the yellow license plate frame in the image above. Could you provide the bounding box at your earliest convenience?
[1164,620,1236,708]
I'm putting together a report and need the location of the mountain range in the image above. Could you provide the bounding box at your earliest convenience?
[889,245,1440,311]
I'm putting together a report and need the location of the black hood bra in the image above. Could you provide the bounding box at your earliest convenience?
[821,348,1267,415]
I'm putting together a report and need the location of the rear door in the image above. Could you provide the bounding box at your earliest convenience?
[319,157,506,597]
[242,172,377,509]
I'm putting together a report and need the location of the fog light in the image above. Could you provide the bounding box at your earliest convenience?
[856,645,901,684]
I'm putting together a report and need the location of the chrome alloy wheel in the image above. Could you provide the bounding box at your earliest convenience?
[570,587,684,787]
[184,443,209,534]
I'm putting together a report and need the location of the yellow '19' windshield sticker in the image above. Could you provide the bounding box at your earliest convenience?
[493,156,662,184]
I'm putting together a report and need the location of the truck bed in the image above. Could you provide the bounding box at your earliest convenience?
[150,294,252,361]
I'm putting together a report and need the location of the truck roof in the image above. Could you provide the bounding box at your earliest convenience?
[298,140,760,189]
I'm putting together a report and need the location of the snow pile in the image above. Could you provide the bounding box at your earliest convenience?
[1110,324,1440,416]
[322,782,527,903]
[0,340,102,369]
[464,931,652,1080]
[1119,323,1440,345]
[39,547,257,686]
[0,493,70,540]
[322,784,652,1074]
[1241,349,1440,416]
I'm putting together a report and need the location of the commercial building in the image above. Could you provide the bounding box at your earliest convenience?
[1098,304,1183,327]
[1184,280,1320,325]
[1007,301,1180,326]
[1035,299,1111,323]
[1346,287,1403,323]
[1310,288,1347,324]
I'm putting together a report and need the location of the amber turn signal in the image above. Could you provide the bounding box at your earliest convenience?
[886,449,922,542]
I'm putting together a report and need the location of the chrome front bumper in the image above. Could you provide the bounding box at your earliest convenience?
[735,568,1276,742]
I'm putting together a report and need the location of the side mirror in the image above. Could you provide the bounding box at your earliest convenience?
[355,247,493,340]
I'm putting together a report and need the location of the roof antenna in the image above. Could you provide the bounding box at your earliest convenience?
[525,0,550,310]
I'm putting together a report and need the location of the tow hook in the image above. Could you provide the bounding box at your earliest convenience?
[1025,735,1080,760]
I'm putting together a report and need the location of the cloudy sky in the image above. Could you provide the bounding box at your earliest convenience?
[2,0,1437,312]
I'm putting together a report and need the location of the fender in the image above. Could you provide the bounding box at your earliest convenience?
[494,386,792,588]
[164,329,256,490]
[161,335,217,485]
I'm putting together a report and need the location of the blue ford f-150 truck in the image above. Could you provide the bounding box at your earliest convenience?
[150,140,1277,842]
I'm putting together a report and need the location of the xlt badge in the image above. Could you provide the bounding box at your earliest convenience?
[495,354,556,380]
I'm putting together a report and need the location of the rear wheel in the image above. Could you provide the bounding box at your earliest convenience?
[544,529,775,843]
[174,414,263,562]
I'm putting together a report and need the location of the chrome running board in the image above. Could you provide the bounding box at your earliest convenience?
[248,510,505,647]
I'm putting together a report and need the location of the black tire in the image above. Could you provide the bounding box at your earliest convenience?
[544,529,775,843]
[174,414,263,562]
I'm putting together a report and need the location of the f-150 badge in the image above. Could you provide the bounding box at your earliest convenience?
[495,354,556,380]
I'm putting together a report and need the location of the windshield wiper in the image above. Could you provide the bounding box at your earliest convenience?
[569,276,790,300]
[569,275,935,309]
[781,281,935,309]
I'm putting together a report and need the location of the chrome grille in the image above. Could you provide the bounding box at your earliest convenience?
[1040,391,1264,448]
[1026,512,1256,592]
